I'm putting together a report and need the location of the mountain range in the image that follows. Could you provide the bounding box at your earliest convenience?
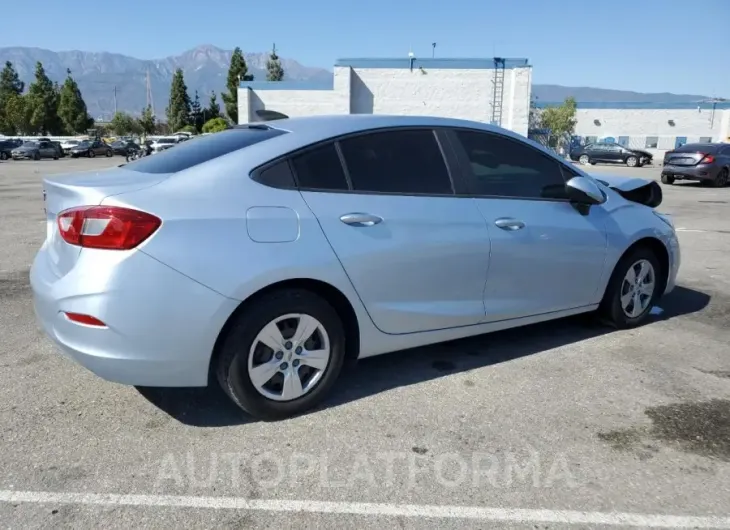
[0,45,712,120]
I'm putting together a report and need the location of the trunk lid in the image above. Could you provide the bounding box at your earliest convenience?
[663,150,706,166]
[42,166,170,276]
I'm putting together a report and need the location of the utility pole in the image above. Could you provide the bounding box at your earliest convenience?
[432,42,436,58]
[113,86,117,115]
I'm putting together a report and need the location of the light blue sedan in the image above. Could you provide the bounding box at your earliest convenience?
[31,115,680,420]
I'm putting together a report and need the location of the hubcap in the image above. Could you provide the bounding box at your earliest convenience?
[247,313,331,402]
[620,259,655,318]
[580,155,589,165]
[627,157,636,167]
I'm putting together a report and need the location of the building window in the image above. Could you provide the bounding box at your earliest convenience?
[645,136,658,149]
[618,136,629,147]
[699,136,712,143]
[674,137,688,149]
[584,136,597,145]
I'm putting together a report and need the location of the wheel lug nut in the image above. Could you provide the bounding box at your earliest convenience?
[284,341,292,350]
[280,362,288,370]
[292,359,300,367]
[275,351,284,360]
[295,346,303,354]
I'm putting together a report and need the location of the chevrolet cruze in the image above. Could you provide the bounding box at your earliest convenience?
[31,115,680,420]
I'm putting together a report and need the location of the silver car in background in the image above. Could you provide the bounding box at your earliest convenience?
[31,115,680,420]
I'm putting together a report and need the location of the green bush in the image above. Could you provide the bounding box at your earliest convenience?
[201,117,229,134]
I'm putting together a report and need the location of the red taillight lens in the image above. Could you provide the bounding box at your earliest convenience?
[699,154,715,164]
[57,206,161,250]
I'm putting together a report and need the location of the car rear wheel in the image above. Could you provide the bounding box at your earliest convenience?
[599,247,661,329]
[33,152,41,161]
[106,149,113,157]
[579,155,590,165]
[625,156,638,167]
[88,150,95,158]
[0,152,7,161]
[661,174,675,185]
[216,289,346,420]
[713,168,729,188]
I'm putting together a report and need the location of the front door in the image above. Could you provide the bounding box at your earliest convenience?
[295,130,491,335]
[447,128,608,321]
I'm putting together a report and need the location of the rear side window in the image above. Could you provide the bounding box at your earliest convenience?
[290,143,349,190]
[124,127,287,174]
[338,129,453,195]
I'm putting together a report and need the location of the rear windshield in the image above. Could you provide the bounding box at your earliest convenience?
[674,143,718,153]
[124,127,287,174]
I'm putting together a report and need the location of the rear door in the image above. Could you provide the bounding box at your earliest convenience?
[38,142,54,158]
[447,128,608,321]
[297,129,491,335]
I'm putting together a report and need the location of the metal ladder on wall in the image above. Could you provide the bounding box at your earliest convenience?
[491,57,506,126]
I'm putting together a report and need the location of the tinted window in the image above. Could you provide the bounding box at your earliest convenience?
[254,159,296,189]
[455,130,567,199]
[339,129,452,195]
[290,143,349,190]
[674,143,718,153]
[124,127,287,174]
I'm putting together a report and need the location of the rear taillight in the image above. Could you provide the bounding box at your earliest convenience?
[699,154,715,164]
[57,206,161,250]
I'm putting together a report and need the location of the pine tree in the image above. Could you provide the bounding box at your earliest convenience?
[222,47,253,124]
[207,91,221,120]
[138,105,156,136]
[58,69,93,134]
[190,90,204,132]
[26,62,64,135]
[0,61,25,134]
[166,68,191,132]
[266,44,285,82]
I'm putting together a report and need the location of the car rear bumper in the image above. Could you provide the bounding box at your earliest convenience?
[30,245,238,387]
[661,164,719,181]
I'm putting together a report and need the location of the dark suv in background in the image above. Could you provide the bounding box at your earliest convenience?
[661,143,730,187]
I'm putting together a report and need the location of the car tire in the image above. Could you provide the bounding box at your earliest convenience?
[598,247,662,329]
[579,155,590,165]
[0,152,7,161]
[625,156,638,167]
[661,174,675,185]
[106,150,113,157]
[53,155,59,160]
[88,150,95,158]
[33,152,41,161]
[216,289,347,421]
[713,168,729,188]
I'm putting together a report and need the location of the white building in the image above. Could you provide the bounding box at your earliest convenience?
[567,101,730,154]
[237,57,533,136]
[237,56,730,156]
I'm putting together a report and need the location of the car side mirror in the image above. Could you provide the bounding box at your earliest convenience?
[565,176,605,205]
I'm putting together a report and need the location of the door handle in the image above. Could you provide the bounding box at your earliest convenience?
[494,218,525,231]
[339,213,383,227]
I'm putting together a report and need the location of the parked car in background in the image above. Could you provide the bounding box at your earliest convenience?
[11,140,59,160]
[50,141,65,158]
[30,115,679,420]
[69,139,113,158]
[570,142,653,167]
[110,140,140,156]
[661,143,730,187]
[60,139,81,154]
[0,140,16,160]
[150,137,178,153]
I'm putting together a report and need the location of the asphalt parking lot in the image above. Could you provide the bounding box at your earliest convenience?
[1,157,729,529]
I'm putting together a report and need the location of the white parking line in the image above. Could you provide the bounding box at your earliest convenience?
[676,228,707,233]
[1,490,729,528]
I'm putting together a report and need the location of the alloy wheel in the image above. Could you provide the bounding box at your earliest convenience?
[247,313,331,402]
[620,259,655,318]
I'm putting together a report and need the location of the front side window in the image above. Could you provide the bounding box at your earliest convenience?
[454,130,568,200]
[338,129,453,195]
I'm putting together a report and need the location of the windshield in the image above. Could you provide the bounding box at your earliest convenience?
[77,141,91,147]
[21,141,37,147]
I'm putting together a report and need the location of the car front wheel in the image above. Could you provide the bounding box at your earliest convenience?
[88,150,95,158]
[599,247,661,329]
[216,289,346,420]
[625,156,638,167]
[579,155,590,165]
[661,174,675,185]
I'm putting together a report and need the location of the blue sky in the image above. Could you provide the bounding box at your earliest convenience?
[3,0,729,96]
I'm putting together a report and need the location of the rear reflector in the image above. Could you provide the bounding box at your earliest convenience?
[57,206,161,250]
[63,312,107,327]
